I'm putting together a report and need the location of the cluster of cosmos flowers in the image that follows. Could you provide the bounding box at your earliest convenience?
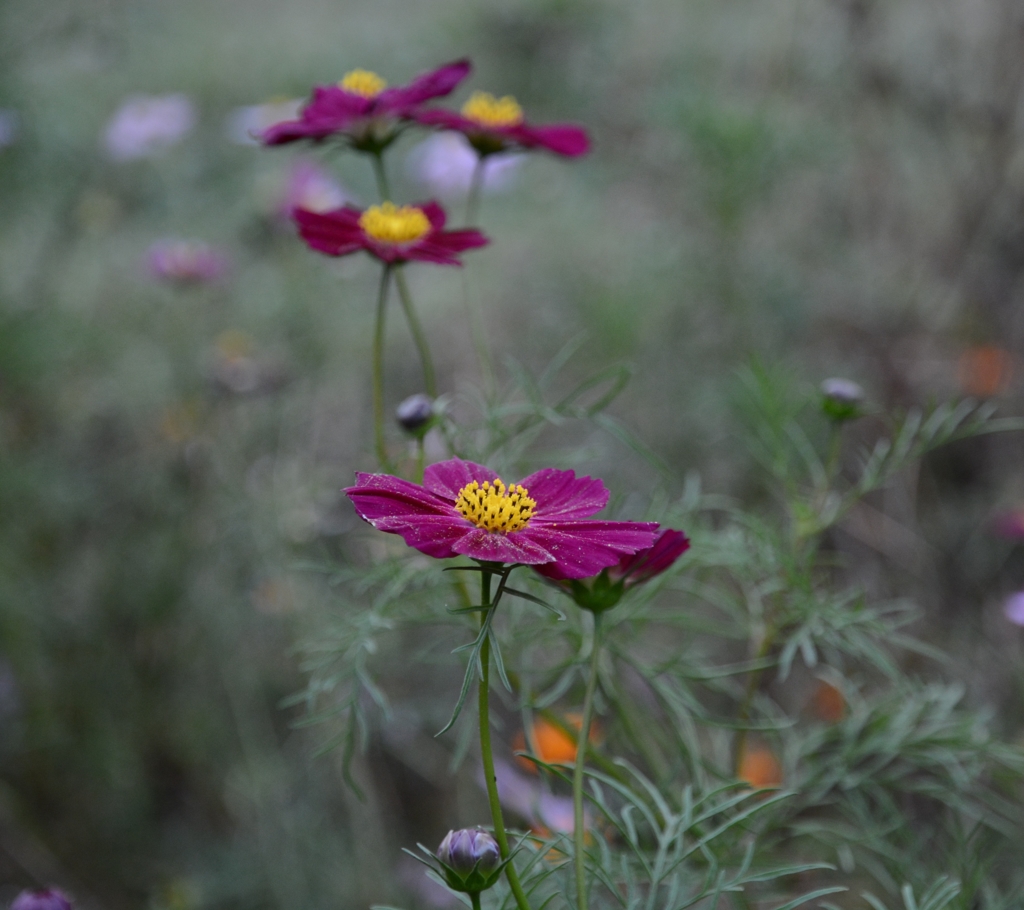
[261,58,589,268]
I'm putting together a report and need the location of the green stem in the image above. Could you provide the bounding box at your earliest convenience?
[394,266,437,397]
[371,151,391,201]
[415,436,425,485]
[573,612,602,910]
[824,422,842,489]
[478,569,532,910]
[732,628,776,777]
[460,155,495,396]
[465,154,486,227]
[372,265,392,469]
[470,892,482,910]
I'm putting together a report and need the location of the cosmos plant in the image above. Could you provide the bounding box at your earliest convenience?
[260,54,1024,910]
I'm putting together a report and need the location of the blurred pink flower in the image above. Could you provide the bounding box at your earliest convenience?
[406,133,523,199]
[484,759,586,836]
[225,98,304,146]
[11,890,73,910]
[991,509,1024,540]
[146,239,229,285]
[103,94,195,161]
[279,159,351,216]
[1004,592,1024,626]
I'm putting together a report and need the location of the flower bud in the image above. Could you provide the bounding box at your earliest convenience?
[396,393,435,435]
[436,828,502,893]
[820,378,864,422]
[11,890,74,910]
[535,528,689,613]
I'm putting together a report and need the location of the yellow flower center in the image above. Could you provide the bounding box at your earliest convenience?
[358,202,431,243]
[455,479,536,533]
[339,69,388,98]
[461,91,524,128]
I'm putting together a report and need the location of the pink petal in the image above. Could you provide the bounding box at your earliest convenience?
[523,521,658,579]
[518,124,590,157]
[294,206,364,256]
[420,200,447,230]
[345,473,452,521]
[453,528,554,564]
[423,458,499,500]
[615,528,690,586]
[385,58,472,109]
[519,468,609,520]
[383,515,472,559]
[262,87,369,144]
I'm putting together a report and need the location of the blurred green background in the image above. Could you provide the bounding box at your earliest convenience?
[1,0,1023,907]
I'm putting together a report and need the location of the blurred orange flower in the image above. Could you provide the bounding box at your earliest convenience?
[810,680,846,724]
[512,714,600,773]
[738,746,783,790]
[957,346,1014,398]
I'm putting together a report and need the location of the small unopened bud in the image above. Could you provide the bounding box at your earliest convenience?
[11,890,74,910]
[396,393,435,435]
[436,828,502,893]
[820,378,864,422]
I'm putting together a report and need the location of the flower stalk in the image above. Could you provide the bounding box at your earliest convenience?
[732,626,776,777]
[573,611,602,910]
[372,264,393,468]
[477,567,533,910]
[394,266,437,397]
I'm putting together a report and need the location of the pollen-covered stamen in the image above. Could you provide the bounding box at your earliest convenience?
[340,69,388,98]
[358,202,431,244]
[461,91,524,128]
[455,479,537,533]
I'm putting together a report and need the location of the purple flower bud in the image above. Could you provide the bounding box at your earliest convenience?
[610,528,691,588]
[396,394,435,434]
[821,378,864,422]
[11,889,74,910]
[436,828,501,893]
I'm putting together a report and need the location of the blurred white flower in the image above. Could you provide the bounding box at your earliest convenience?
[103,93,195,161]
[1003,592,1024,626]
[225,98,303,146]
[279,158,351,216]
[0,109,20,148]
[406,132,523,200]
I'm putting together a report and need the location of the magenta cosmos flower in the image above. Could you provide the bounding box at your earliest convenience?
[294,200,488,266]
[411,90,589,158]
[536,528,690,611]
[344,458,658,578]
[261,59,470,152]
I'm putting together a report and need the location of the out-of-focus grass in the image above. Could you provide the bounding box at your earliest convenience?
[0,0,1022,907]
